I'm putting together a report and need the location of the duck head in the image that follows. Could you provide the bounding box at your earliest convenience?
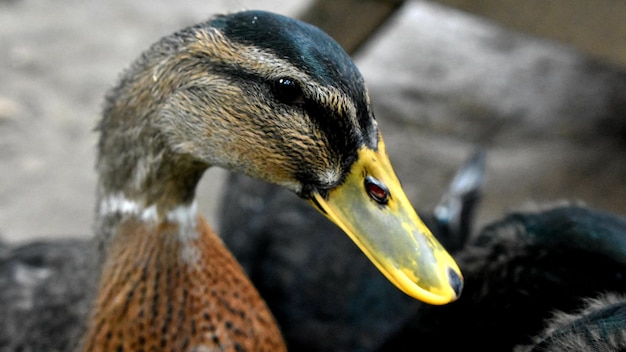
[97,10,462,304]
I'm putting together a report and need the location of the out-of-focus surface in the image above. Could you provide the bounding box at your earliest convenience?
[1,0,624,243]
[431,0,626,67]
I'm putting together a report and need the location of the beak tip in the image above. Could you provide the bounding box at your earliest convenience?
[448,267,464,299]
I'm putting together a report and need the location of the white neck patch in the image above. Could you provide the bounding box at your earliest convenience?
[99,194,202,264]
[99,194,198,223]
[98,193,158,221]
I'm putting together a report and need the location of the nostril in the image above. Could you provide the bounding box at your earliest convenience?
[448,267,463,298]
[364,176,390,205]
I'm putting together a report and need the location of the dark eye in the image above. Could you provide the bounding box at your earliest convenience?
[364,176,390,205]
[272,77,304,104]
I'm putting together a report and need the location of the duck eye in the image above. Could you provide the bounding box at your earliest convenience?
[272,77,304,104]
[364,176,389,205]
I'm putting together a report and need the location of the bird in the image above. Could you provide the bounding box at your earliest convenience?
[379,205,626,351]
[218,146,626,351]
[520,292,626,352]
[0,238,95,352]
[1,10,464,352]
[218,133,626,352]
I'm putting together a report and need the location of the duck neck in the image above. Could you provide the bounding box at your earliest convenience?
[94,39,210,243]
[88,133,286,351]
[95,135,208,241]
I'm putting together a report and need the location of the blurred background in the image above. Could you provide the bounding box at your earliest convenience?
[1,0,624,243]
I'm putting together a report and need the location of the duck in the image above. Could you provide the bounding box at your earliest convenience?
[220,149,626,351]
[0,237,95,351]
[519,292,626,351]
[1,10,464,351]
[379,205,626,351]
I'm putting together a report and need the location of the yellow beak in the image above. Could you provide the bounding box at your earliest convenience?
[309,137,463,305]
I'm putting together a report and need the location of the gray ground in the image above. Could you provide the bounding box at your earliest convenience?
[1,0,625,243]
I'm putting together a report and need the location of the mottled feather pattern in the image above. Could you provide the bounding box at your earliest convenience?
[83,216,284,352]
